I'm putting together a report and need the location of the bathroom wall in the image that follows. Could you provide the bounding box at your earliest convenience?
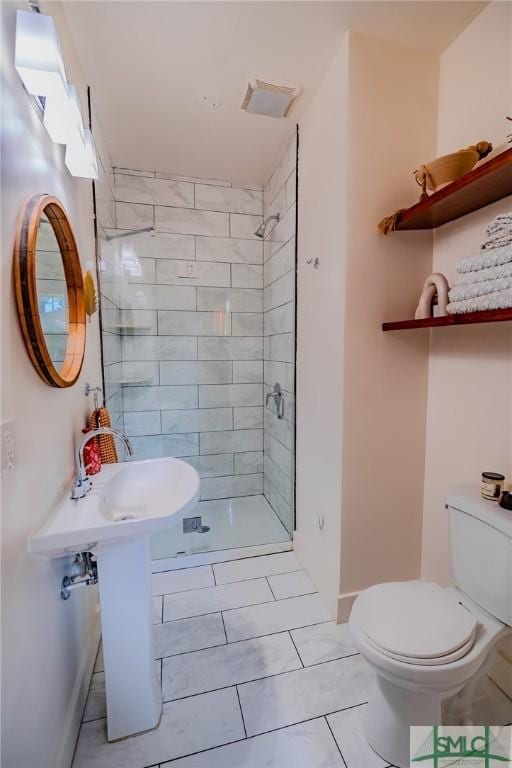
[295,31,438,619]
[109,169,265,501]
[338,32,438,618]
[420,0,512,690]
[1,3,106,766]
[421,0,512,584]
[295,39,348,617]
[262,135,297,534]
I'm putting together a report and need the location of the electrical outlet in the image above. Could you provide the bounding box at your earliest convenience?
[1,420,16,472]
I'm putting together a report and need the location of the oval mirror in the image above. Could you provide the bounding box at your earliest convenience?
[14,194,86,387]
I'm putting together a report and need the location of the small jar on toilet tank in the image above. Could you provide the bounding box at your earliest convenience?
[481,472,505,501]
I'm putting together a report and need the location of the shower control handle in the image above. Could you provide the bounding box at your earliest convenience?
[266,383,284,420]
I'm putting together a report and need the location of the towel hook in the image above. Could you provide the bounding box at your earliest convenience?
[84,383,103,410]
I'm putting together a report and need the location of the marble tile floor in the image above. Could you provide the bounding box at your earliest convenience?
[73,551,512,768]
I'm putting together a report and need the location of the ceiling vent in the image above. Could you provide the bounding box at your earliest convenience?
[241,78,301,119]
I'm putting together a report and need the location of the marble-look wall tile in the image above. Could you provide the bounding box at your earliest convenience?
[156,260,230,288]
[264,360,294,394]
[230,213,263,240]
[162,408,233,434]
[156,206,229,237]
[160,361,232,386]
[198,337,263,361]
[231,264,264,289]
[123,385,198,411]
[115,174,194,208]
[233,406,264,430]
[116,201,154,229]
[114,167,155,177]
[124,257,156,285]
[116,284,196,311]
[183,454,234,479]
[158,310,230,336]
[264,239,295,287]
[156,172,231,186]
[117,361,160,386]
[200,473,263,501]
[197,287,262,313]
[122,336,197,361]
[195,185,262,215]
[196,236,263,265]
[264,271,294,312]
[129,433,199,459]
[200,429,263,455]
[198,384,262,409]
[264,454,293,506]
[117,309,158,335]
[231,313,263,336]
[233,360,263,383]
[235,451,264,475]
[269,333,294,363]
[264,302,294,336]
[124,410,161,436]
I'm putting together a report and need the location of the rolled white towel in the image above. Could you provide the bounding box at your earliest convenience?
[449,277,512,302]
[447,288,512,315]
[456,244,512,273]
[456,261,512,285]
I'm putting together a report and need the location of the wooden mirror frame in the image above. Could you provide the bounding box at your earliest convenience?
[13,194,86,387]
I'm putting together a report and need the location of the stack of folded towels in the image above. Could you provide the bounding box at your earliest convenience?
[447,213,512,314]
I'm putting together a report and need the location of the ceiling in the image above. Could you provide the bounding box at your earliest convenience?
[60,1,487,186]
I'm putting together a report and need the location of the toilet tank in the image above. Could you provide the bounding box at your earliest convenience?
[446,486,512,626]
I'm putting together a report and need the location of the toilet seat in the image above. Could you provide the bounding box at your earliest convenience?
[351,581,479,666]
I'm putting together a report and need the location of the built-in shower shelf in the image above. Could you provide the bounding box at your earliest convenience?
[106,324,153,333]
[382,308,512,331]
[111,378,152,385]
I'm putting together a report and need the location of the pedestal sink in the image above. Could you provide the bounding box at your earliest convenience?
[31,458,200,741]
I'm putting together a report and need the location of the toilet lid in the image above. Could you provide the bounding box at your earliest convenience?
[352,581,478,660]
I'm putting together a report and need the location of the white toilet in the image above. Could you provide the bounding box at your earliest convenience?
[349,486,512,768]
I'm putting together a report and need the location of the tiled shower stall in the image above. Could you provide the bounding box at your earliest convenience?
[98,133,297,557]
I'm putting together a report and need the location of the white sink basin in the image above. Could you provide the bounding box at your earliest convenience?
[31,457,200,557]
[30,456,200,743]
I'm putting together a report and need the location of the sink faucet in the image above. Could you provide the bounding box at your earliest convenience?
[72,427,134,500]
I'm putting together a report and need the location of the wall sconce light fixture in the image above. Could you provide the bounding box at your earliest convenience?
[15,9,98,179]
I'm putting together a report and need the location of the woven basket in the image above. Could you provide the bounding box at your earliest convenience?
[414,149,480,192]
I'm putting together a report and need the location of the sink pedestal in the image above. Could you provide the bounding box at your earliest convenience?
[96,536,162,741]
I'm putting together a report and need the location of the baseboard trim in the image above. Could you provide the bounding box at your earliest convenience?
[337,590,359,623]
[56,605,101,768]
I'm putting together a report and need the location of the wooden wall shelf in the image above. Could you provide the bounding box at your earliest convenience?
[383,308,512,331]
[394,148,512,231]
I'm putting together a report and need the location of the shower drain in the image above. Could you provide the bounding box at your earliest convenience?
[183,516,210,534]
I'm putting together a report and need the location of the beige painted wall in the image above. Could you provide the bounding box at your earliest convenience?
[295,39,348,617]
[421,0,512,585]
[1,3,106,766]
[338,32,438,616]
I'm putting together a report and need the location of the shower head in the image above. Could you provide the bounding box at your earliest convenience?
[254,213,280,239]
[105,226,155,241]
